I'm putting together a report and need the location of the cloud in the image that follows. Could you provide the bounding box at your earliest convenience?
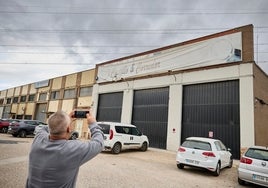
[0,0,267,90]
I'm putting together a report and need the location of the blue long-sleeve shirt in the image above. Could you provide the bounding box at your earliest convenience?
[26,123,104,188]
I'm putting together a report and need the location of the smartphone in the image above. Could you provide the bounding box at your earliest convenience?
[74,110,89,118]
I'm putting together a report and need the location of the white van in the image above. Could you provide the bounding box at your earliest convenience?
[98,122,149,154]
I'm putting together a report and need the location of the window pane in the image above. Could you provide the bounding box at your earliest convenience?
[115,126,124,134]
[80,87,93,97]
[98,123,110,134]
[50,91,60,100]
[122,127,130,134]
[215,142,221,151]
[39,93,47,101]
[20,96,27,102]
[64,89,76,99]
[24,115,32,120]
[131,127,140,136]
[13,97,19,103]
[182,140,212,151]
[6,98,12,104]
[16,115,23,119]
[246,148,268,161]
[28,94,35,101]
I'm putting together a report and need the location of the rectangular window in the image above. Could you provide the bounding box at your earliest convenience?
[182,140,212,151]
[50,91,60,100]
[246,148,268,161]
[24,115,32,120]
[39,93,47,101]
[13,97,19,103]
[20,95,27,102]
[0,99,4,105]
[28,94,35,102]
[64,89,76,99]
[16,115,23,119]
[98,123,110,134]
[6,98,12,104]
[79,87,93,97]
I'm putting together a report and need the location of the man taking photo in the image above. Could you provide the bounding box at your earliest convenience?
[26,110,104,188]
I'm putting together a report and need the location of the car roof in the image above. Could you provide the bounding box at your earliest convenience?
[97,121,136,127]
[20,119,41,121]
[186,137,220,143]
[11,119,46,123]
[248,146,268,150]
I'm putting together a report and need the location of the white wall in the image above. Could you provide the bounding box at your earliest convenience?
[166,84,183,151]
[121,89,133,124]
[94,63,255,152]
[239,64,255,148]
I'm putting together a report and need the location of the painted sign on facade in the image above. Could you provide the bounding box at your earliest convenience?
[97,32,242,83]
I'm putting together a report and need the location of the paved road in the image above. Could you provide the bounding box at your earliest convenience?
[0,133,256,188]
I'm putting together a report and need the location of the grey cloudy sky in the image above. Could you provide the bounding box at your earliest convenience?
[0,0,267,90]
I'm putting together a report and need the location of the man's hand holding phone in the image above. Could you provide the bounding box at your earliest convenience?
[70,109,96,126]
[73,110,89,118]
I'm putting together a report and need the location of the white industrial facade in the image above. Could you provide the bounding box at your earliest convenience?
[93,63,255,151]
[1,24,264,158]
[93,24,267,158]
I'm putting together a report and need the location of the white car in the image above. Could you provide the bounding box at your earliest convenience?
[176,137,233,176]
[238,146,268,187]
[98,122,149,154]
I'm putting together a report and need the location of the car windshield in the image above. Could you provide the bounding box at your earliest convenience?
[182,140,212,151]
[98,123,110,134]
[245,148,268,161]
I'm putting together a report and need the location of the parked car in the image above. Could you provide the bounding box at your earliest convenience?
[7,120,47,137]
[176,137,233,176]
[34,124,79,140]
[0,119,15,133]
[98,122,149,154]
[238,146,268,187]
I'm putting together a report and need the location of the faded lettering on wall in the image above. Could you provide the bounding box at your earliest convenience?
[97,32,242,83]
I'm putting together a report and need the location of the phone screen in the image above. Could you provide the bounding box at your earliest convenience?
[74,111,89,118]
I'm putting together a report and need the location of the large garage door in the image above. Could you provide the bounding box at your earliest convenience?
[181,80,240,159]
[97,92,123,122]
[132,87,169,149]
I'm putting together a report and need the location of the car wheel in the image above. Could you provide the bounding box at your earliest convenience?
[213,162,220,176]
[70,133,78,140]
[238,177,245,185]
[140,142,148,151]
[2,127,8,133]
[19,130,26,138]
[112,142,121,154]
[228,157,233,168]
[177,164,184,169]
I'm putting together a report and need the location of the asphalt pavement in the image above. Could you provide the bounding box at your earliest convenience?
[0,133,257,188]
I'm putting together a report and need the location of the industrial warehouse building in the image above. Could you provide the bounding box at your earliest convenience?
[0,69,96,138]
[1,24,267,159]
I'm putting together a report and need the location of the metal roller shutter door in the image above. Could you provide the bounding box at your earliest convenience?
[181,80,240,159]
[132,87,169,149]
[97,92,123,122]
